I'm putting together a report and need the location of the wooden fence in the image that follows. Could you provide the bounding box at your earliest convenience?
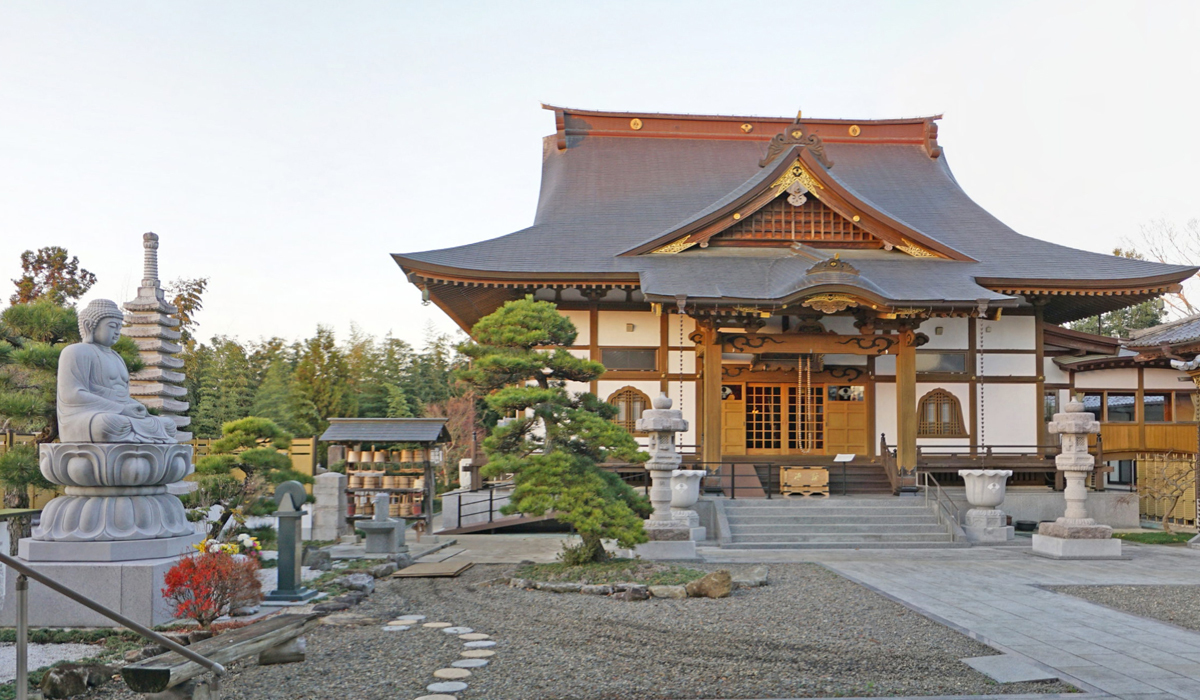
[1137,452,1197,529]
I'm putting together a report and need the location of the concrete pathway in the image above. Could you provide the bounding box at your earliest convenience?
[702,540,1200,699]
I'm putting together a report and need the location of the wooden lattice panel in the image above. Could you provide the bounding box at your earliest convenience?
[713,197,882,248]
[745,385,783,450]
[788,386,825,452]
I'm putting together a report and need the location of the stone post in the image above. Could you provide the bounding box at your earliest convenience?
[632,394,697,559]
[1032,399,1122,559]
[265,481,318,603]
[358,492,407,555]
[311,472,349,541]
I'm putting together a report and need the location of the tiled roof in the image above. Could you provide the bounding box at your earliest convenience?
[320,418,449,444]
[1126,314,1200,348]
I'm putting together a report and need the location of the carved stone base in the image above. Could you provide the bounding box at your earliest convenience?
[644,521,691,541]
[20,533,203,562]
[1037,521,1113,539]
[1032,534,1123,559]
[33,493,193,541]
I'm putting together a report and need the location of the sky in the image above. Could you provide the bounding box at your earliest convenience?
[2,1,1198,348]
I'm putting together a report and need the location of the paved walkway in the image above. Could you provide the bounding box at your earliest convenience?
[702,541,1200,699]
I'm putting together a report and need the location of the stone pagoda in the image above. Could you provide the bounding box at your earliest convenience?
[123,232,191,441]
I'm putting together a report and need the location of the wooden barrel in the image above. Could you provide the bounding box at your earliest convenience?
[400,449,414,463]
[348,474,363,488]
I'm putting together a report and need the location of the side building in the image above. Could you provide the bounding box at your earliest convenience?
[394,105,1196,493]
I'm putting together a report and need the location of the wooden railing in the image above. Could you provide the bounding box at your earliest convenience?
[880,434,900,494]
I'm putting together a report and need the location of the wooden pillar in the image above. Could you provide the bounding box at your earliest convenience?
[896,330,917,470]
[701,322,723,466]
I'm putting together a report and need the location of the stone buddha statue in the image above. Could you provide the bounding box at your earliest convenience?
[58,299,178,444]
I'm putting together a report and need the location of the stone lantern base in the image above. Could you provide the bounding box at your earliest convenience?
[1032,522,1122,559]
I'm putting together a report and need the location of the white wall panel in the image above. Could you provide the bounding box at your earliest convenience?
[917,318,969,350]
[875,382,897,447]
[561,309,590,346]
[978,354,1037,377]
[664,380,698,448]
[875,355,896,375]
[1145,368,1190,391]
[668,314,695,346]
[1044,358,1070,384]
[667,350,696,374]
[598,311,659,346]
[1074,368,1139,390]
[978,383,1038,449]
[979,316,1036,350]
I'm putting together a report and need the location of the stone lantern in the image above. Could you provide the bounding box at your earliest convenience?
[633,393,697,559]
[1032,399,1122,559]
[958,469,1014,543]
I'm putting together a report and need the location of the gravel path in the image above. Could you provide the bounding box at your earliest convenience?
[0,643,100,683]
[88,563,1073,699]
[1050,583,1200,632]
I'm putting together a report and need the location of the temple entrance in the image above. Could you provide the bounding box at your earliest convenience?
[720,382,867,456]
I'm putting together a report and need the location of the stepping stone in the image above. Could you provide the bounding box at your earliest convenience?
[396,614,426,621]
[433,668,472,680]
[423,622,452,628]
[381,625,409,632]
[386,620,411,626]
[961,655,1059,683]
[452,658,489,668]
[464,640,496,648]
[459,633,490,640]
[415,695,458,700]
[426,681,468,693]
[460,649,496,658]
[442,626,473,634]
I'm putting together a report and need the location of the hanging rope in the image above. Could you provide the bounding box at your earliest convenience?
[978,319,986,450]
[678,311,685,447]
[797,355,814,453]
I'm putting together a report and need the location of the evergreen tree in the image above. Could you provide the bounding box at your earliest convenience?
[190,336,254,438]
[10,246,96,305]
[251,358,321,436]
[457,297,649,563]
[294,326,351,429]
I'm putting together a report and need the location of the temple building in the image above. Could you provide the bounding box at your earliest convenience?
[393,105,1197,495]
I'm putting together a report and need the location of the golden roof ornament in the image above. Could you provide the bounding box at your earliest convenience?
[760,110,833,168]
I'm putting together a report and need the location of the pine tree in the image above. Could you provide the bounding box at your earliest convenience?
[457,297,649,563]
[10,246,97,305]
[191,337,254,438]
[294,326,351,430]
[251,358,321,436]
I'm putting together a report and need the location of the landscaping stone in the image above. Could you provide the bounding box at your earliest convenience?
[186,630,214,645]
[335,591,367,605]
[579,584,613,596]
[395,614,426,621]
[312,601,351,613]
[460,649,496,658]
[443,626,473,634]
[367,562,398,578]
[391,552,415,568]
[302,545,332,571]
[459,633,490,640]
[319,613,379,626]
[416,695,458,700]
[508,577,533,589]
[535,581,581,593]
[332,572,375,593]
[685,570,732,599]
[732,566,769,589]
[381,625,410,632]
[426,681,469,693]
[648,585,687,599]
[452,658,489,668]
[386,619,412,626]
[433,667,472,680]
[39,663,116,699]
[614,587,649,601]
[423,621,452,628]
[464,640,497,648]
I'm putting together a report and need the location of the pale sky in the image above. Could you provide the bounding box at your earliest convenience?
[2,1,1198,347]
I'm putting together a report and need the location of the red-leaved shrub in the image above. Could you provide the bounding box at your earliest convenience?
[162,552,262,628]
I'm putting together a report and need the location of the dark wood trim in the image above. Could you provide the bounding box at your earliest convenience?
[968,316,978,450]
[1035,306,1046,447]
[659,312,669,394]
[589,303,599,395]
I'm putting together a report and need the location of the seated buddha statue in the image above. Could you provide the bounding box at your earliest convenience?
[57,299,178,444]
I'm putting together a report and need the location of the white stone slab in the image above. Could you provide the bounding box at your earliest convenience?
[961,654,1059,683]
[0,555,181,626]
[1031,534,1123,559]
[19,533,203,562]
[632,540,697,560]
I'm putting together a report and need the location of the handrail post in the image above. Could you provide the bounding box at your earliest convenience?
[766,463,772,499]
[488,486,494,524]
[730,463,736,499]
[16,574,27,700]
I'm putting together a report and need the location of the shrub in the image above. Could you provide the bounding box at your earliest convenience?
[162,548,262,628]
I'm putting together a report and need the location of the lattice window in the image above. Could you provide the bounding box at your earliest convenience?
[608,386,651,436]
[787,386,825,450]
[746,385,783,449]
[713,197,881,248]
[918,388,966,436]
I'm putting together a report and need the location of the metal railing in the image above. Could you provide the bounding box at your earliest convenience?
[453,482,521,530]
[916,471,961,542]
[2,548,225,700]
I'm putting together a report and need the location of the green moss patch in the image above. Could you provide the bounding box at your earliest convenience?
[515,558,706,586]
[1114,531,1195,545]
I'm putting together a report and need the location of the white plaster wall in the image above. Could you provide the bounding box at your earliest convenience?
[978,315,1036,350]
[917,318,969,350]
[598,311,659,346]
[560,309,590,346]
[915,382,971,448]
[1044,358,1070,384]
[1145,368,1190,391]
[977,383,1039,449]
[567,348,591,361]
[1074,368,1139,390]
[668,314,695,345]
[875,355,896,375]
[821,316,859,335]
[563,380,590,396]
[978,354,1037,377]
[667,349,696,374]
[664,380,698,448]
[824,354,868,366]
[875,382,897,447]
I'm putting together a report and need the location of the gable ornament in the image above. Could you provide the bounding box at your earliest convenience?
[801,293,859,314]
[806,255,860,276]
[760,112,834,168]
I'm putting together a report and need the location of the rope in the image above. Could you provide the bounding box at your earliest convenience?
[978,319,985,449]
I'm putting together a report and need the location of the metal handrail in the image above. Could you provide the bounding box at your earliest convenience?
[1,550,226,700]
[455,482,519,530]
[917,471,961,541]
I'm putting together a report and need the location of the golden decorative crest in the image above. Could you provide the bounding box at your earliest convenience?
[770,159,824,198]
[896,238,937,258]
[651,234,697,255]
[760,113,833,168]
[801,293,859,314]
[630,118,643,130]
[740,123,754,133]
[806,255,859,276]
[848,125,861,137]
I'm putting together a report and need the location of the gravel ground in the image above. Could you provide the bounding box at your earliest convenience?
[0,643,100,683]
[1050,583,1200,631]
[87,563,1074,699]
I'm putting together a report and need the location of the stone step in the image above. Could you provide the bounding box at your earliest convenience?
[729,531,954,543]
[717,540,970,550]
[726,513,940,524]
[729,523,948,535]
[725,507,933,518]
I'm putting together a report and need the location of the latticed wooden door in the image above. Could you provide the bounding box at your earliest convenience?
[745,385,784,454]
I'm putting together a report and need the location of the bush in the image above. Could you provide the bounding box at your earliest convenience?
[162,550,262,628]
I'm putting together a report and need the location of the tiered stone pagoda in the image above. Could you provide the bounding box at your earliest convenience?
[123,232,191,441]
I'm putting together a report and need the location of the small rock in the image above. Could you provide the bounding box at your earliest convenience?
[231,604,260,616]
[580,584,613,596]
[320,613,380,626]
[536,581,582,594]
[391,552,415,568]
[423,621,452,628]
[367,562,398,578]
[461,649,496,658]
[452,658,489,668]
[332,572,375,594]
[395,614,426,621]
[464,640,497,648]
[648,585,687,599]
[427,681,469,693]
[382,625,410,632]
[442,626,473,634]
[685,570,733,599]
[733,565,769,589]
[303,547,333,571]
[433,667,472,680]
[313,601,352,613]
[459,633,490,641]
[186,630,214,645]
[508,578,533,589]
[39,664,115,699]
[336,590,368,604]
[159,631,191,646]
[614,587,649,601]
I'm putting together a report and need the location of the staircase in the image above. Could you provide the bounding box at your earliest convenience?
[719,497,965,549]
